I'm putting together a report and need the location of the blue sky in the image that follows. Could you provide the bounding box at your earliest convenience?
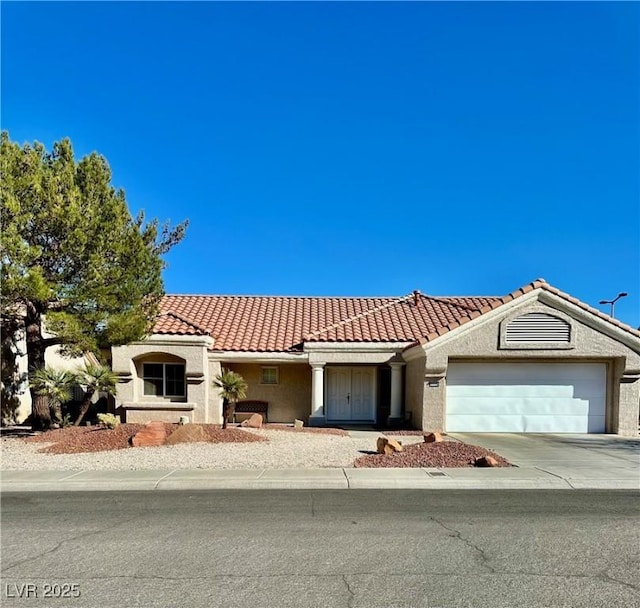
[2,2,639,327]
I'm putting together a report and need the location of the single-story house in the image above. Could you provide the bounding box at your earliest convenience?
[111,279,640,436]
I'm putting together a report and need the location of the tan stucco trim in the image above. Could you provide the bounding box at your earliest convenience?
[212,352,308,362]
[304,341,413,352]
[130,334,215,349]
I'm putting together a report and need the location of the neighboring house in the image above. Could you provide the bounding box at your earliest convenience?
[111,279,640,436]
[5,326,97,424]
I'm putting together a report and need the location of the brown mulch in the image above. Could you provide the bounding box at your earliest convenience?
[353,441,512,468]
[24,423,266,454]
[263,424,349,436]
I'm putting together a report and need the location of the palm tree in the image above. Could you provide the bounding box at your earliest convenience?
[74,364,117,426]
[213,368,247,429]
[30,367,76,426]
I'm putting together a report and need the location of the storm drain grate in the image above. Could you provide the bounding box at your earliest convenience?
[427,471,449,478]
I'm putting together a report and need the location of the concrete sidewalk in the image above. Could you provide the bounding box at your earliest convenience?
[2,432,638,493]
[2,463,637,492]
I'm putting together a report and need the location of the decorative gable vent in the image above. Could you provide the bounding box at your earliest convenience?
[505,313,570,343]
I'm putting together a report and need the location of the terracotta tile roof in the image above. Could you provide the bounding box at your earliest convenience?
[156,280,639,352]
[302,293,502,343]
[153,312,210,336]
[158,291,501,351]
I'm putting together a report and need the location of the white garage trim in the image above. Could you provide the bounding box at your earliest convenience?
[446,362,607,433]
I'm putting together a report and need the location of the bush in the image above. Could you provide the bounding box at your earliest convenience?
[97,413,120,429]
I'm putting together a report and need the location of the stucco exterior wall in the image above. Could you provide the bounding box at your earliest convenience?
[125,406,194,424]
[208,359,223,425]
[412,297,640,435]
[223,362,312,423]
[405,355,425,429]
[112,335,212,424]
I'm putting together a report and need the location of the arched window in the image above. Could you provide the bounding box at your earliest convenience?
[135,353,186,398]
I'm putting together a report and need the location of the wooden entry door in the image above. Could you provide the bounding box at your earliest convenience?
[326,367,376,422]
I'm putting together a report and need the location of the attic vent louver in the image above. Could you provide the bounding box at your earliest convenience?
[505,313,570,343]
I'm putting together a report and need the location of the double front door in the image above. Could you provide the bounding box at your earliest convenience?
[326,366,376,422]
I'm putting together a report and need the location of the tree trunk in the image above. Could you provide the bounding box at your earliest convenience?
[50,401,62,425]
[222,398,232,429]
[31,394,52,431]
[74,388,95,426]
[26,301,52,431]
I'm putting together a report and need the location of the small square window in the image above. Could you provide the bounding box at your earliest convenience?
[260,366,278,385]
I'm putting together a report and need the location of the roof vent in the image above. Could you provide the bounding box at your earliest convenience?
[505,312,570,343]
[413,290,421,306]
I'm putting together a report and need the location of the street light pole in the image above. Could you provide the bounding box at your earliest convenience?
[599,292,628,318]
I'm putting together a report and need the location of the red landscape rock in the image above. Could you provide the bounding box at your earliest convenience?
[472,455,499,467]
[376,437,403,454]
[240,413,263,429]
[423,432,443,443]
[165,424,207,445]
[130,421,167,447]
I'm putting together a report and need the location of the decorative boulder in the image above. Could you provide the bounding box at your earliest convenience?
[165,424,207,445]
[376,437,403,455]
[423,432,444,443]
[130,421,167,447]
[472,455,499,468]
[240,413,263,429]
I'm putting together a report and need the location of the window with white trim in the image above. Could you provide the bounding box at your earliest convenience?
[142,363,186,397]
[260,366,279,385]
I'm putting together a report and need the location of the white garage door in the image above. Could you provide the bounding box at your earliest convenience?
[446,363,606,433]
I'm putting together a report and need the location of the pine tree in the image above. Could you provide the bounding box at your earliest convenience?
[1,132,187,429]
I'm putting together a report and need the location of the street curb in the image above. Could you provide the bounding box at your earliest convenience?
[2,467,638,492]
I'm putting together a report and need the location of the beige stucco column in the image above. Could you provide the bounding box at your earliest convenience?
[388,362,405,424]
[309,362,326,426]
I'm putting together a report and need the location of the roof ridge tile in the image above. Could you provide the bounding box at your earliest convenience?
[303,294,414,340]
[157,311,210,335]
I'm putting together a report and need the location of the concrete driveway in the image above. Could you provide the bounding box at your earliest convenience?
[449,433,640,485]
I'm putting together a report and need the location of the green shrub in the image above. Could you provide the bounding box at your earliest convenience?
[97,413,120,429]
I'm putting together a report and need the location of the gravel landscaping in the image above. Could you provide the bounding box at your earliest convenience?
[354,441,512,468]
[1,424,511,470]
[25,424,266,454]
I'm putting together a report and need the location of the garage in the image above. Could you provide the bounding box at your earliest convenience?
[446,362,607,433]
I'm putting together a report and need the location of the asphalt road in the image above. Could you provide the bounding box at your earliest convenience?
[1,490,639,608]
